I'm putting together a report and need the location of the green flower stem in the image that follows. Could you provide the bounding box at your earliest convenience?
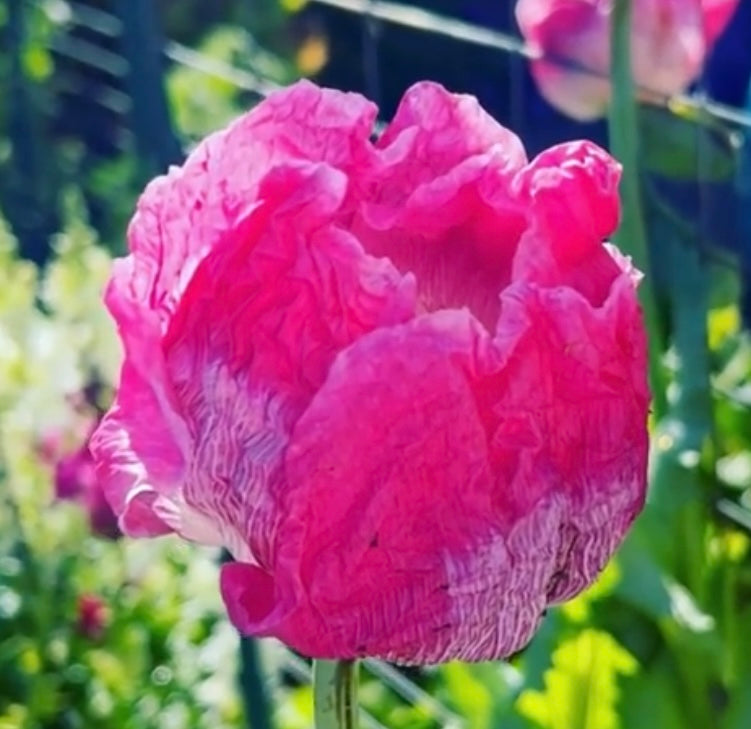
[313,660,359,729]
[240,637,273,729]
[608,0,667,418]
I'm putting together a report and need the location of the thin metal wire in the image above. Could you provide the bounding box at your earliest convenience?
[363,659,463,727]
[164,40,282,98]
[48,33,128,77]
[54,71,131,114]
[311,0,532,57]
[66,0,123,37]
[717,498,751,531]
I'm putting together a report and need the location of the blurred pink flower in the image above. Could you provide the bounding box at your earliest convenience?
[41,405,120,539]
[91,81,649,663]
[76,593,109,640]
[55,436,120,539]
[516,0,739,120]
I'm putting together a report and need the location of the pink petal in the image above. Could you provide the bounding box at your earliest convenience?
[354,82,529,331]
[512,140,623,307]
[493,272,649,601]
[161,162,415,567]
[90,361,184,538]
[516,0,613,120]
[120,81,379,331]
[702,0,739,46]
[93,82,411,555]
[221,264,648,661]
[224,310,531,662]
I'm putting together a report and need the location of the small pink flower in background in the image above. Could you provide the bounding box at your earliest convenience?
[91,80,649,663]
[54,433,120,539]
[515,0,740,120]
[40,390,120,540]
[76,593,109,640]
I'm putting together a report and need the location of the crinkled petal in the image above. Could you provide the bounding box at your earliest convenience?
[220,250,648,662]
[354,82,528,330]
[160,162,415,567]
[94,82,409,555]
[373,81,527,198]
[90,360,185,538]
[222,310,550,663]
[512,140,623,307]
[493,270,649,602]
[118,80,379,333]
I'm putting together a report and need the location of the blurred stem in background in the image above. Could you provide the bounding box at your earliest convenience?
[6,0,59,264]
[114,0,182,172]
[240,637,274,729]
[608,0,667,418]
[313,659,359,729]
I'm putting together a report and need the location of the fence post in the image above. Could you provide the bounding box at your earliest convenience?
[114,0,182,171]
[5,0,58,263]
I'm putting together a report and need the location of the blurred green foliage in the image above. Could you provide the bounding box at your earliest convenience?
[2,1,751,729]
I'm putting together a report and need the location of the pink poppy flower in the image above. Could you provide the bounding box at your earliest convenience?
[515,0,739,120]
[90,81,649,663]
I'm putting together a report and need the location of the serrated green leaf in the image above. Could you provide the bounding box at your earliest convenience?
[515,630,637,729]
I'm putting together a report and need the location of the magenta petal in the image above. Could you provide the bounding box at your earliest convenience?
[120,81,379,330]
[159,162,415,567]
[229,311,551,663]
[375,81,527,184]
[90,361,185,538]
[512,140,623,307]
[493,273,649,602]
[353,82,529,330]
[93,82,414,559]
[702,0,739,46]
[221,562,278,629]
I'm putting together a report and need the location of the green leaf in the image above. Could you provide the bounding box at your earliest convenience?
[638,105,739,181]
[619,656,687,729]
[515,629,638,729]
[441,661,524,729]
[21,45,53,81]
[617,519,715,632]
